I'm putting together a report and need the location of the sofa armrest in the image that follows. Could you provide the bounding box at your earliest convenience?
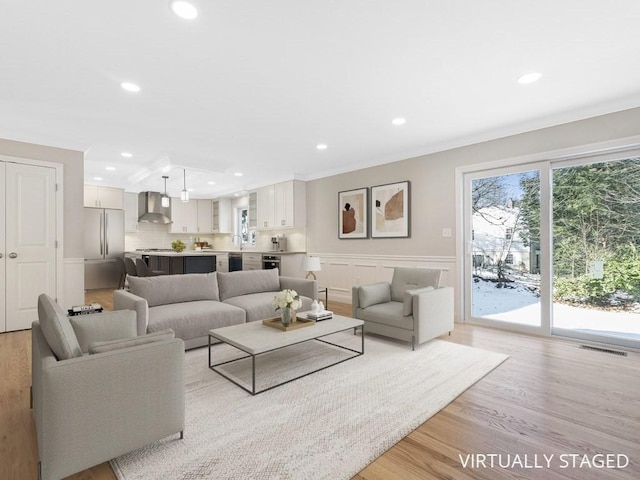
[414,287,454,344]
[279,276,317,301]
[113,289,149,336]
[69,310,138,353]
[37,337,185,480]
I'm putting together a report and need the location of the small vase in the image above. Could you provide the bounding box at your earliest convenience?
[281,307,296,326]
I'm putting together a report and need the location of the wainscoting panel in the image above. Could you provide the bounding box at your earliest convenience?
[311,253,457,320]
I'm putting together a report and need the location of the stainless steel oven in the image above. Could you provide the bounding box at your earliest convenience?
[262,254,281,270]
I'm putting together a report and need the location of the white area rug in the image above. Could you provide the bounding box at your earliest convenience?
[112,332,508,480]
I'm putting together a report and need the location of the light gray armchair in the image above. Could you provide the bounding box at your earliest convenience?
[32,294,185,480]
[352,267,454,350]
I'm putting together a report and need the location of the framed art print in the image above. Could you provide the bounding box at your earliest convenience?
[338,187,368,239]
[371,181,410,238]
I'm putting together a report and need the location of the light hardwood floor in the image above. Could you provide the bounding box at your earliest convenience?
[1,290,638,480]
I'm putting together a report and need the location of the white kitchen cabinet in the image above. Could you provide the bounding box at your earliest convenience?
[257,180,306,229]
[212,198,232,233]
[169,198,198,233]
[256,185,275,229]
[124,192,139,232]
[84,185,124,209]
[216,252,229,272]
[196,199,213,233]
[248,191,257,229]
[242,252,262,270]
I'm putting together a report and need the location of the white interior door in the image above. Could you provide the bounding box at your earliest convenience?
[5,162,57,331]
[0,163,5,332]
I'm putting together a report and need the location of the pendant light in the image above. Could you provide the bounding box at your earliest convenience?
[161,176,170,208]
[181,169,189,202]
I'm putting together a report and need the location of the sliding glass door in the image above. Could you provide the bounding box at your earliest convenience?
[552,156,640,346]
[463,150,640,348]
[464,164,548,333]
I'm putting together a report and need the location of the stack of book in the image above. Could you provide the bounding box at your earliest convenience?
[305,310,333,321]
[67,303,103,316]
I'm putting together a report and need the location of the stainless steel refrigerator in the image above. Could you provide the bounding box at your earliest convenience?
[84,207,125,290]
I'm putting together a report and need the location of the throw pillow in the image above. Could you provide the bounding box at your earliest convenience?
[358,282,391,309]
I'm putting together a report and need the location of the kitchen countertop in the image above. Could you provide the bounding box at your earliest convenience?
[127,250,305,256]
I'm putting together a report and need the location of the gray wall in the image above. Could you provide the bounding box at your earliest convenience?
[0,138,84,258]
[307,106,640,257]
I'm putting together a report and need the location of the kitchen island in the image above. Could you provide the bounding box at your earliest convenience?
[126,250,307,276]
[143,251,217,274]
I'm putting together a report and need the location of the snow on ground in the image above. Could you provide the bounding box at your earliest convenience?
[472,277,640,338]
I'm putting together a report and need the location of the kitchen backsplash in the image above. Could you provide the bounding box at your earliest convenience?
[125,223,307,252]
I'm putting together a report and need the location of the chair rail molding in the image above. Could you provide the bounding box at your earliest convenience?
[309,253,457,318]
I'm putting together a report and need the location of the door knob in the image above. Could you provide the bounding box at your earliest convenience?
[8,252,17,258]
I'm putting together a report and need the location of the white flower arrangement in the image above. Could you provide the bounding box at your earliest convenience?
[272,288,302,311]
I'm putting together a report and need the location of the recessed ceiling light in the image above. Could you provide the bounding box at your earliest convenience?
[93,177,103,181]
[234,172,243,177]
[234,193,240,197]
[518,72,542,85]
[121,152,133,158]
[188,188,194,192]
[170,1,198,20]
[316,144,328,150]
[207,181,216,185]
[392,118,406,126]
[120,82,141,93]
[105,166,116,171]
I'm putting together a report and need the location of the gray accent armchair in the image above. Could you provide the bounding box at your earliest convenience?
[32,294,185,480]
[352,267,454,350]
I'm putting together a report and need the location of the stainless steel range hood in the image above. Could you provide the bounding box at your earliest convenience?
[138,192,172,224]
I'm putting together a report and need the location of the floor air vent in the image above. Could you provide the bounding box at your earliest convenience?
[580,345,627,356]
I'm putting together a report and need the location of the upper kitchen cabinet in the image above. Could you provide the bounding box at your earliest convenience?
[256,185,275,229]
[212,198,231,233]
[248,191,257,229]
[84,185,124,209]
[170,198,215,234]
[257,180,306,229]
[196,199,213,233]
[169,198,198,233]
[124,192,139,232]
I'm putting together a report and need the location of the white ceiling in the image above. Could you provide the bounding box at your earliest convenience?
[2,1,640,198]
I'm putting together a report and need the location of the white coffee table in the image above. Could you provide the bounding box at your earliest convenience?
[208,314,364,395]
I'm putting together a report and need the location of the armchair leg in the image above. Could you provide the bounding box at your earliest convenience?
[30,385,33,409]
[180,430,184,440]
[37,461,42,480]
[411,336,415,351]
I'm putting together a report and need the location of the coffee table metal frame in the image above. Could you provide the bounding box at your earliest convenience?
[208,320,364,395]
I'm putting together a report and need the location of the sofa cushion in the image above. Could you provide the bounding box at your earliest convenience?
[402,286,434,316]
[356,301,414,330]
[217,269,280,301]
[147,301,245,340]
[358,282,391,309]
[128,273,219,307]
[88,329,175,354]
[223,292,314,323]
[37,294,83,360]
[390,268,441,302]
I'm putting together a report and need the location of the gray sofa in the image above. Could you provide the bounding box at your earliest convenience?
[113,268,317,349]
[33,294,184,480]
